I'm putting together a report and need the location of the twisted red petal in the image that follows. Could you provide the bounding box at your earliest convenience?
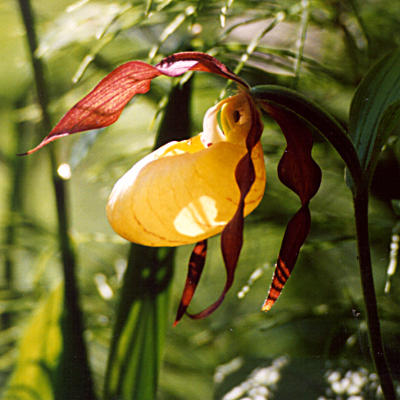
[259,104,321,311]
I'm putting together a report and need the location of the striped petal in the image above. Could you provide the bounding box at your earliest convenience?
[173,240,208,326]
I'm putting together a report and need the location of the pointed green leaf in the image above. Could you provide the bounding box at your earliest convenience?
[349,48,400,174]
[4,285,63,400]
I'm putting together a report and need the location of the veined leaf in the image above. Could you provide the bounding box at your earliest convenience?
[367,99,400,178]
[349,48,400,175]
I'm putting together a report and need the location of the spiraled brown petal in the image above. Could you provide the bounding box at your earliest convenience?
[259,104,321,311]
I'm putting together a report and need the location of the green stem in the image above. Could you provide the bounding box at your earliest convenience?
[353,183,396,400]
[17,1,96,398]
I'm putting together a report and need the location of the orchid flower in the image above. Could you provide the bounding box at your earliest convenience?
[25,52,322,324]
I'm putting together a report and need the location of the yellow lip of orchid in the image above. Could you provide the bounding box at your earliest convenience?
[106,92,266,247]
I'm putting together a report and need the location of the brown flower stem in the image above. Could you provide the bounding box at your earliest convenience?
[17,0,96,398]
[353,183,396,400]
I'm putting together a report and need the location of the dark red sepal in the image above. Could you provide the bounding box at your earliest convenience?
[22,62,161,155]
[259,104,321,311]
[22,52,248,155]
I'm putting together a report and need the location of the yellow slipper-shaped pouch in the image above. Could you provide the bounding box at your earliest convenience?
[106,92,266,246]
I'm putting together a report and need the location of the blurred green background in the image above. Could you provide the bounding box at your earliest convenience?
[1,0,400,399]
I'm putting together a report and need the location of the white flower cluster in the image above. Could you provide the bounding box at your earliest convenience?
[319,367,400,399]
[217,359,399,400]
[219,356,289,400]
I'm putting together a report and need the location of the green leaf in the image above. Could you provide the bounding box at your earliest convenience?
[4,285,63,400]
[349,48,400,175]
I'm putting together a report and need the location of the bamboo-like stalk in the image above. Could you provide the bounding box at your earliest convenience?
[2,97,26,332]
[16,1,96,398]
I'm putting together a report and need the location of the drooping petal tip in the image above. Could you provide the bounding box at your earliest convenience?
[17,133,70,156]
[261,299,274,312]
